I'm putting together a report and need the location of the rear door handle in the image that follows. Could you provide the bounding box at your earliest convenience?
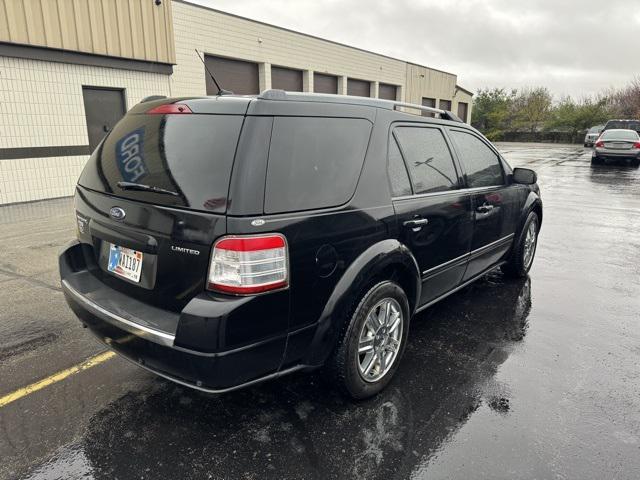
[403,218,429,231]
[476,203,494,213]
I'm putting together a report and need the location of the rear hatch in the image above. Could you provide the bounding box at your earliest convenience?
[75,97,250,311]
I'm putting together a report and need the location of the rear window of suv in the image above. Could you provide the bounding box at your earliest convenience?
[264,117,372,214]
[78,114,244,213]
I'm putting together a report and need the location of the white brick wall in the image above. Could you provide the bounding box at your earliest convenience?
[0,56,170,204]
[0,156,86,204]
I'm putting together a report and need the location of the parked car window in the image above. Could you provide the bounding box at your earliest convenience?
[449,130,504,188]
[393,127,458,194]
[387,136,412,197]
[264,117,372,214]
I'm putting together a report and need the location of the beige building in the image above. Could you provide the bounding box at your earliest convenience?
[0,0,473,205]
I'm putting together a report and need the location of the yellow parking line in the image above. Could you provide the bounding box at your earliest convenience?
[0,350,115,408]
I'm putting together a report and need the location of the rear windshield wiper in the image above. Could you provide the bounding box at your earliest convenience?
[116,181,179,197]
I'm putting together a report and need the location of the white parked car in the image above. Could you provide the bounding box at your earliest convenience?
[584,125,603,147]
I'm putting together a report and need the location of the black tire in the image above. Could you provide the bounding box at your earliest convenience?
[591,156,602,165]
[632,159,640,168]
[325,281,410,400]
[502,212,539,278]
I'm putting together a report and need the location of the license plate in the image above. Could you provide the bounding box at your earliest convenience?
[607,142,631,150]
[107,244,143,282]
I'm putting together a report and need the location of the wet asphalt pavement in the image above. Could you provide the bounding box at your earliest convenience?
[1,142,639,479]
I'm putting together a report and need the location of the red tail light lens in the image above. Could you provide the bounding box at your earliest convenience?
[147,104,192,114]
[633,142,640,149]
[208,234,289,294]
[595,140,604,148]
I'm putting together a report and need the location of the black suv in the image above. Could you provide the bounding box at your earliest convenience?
[60,91,542,399]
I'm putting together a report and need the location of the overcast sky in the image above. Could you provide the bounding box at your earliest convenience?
[190,0,638,99]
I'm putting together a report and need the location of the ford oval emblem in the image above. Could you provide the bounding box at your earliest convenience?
[110,207,126,221]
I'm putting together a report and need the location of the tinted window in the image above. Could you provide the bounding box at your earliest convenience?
[78,114,243,212]
[605,121,640,132]
[601,130,639,141]
[449,130,504,188]
[387,137,412,197]
[394,127,458,194]
[264,117,372,213]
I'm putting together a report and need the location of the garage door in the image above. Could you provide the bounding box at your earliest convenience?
[347,78,370,97]
[204,55,259,95]
[439,99,452,111]
[272,66,303,92]
[378,83,397,101]
[314,73,338,94]
[457,102,469,122]
[421,97,436,117]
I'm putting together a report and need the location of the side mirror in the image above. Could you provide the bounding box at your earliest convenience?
[513,167,537,185]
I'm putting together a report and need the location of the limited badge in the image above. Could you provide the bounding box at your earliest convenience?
[76,213,88,234]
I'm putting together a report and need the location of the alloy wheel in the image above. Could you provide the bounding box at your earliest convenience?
[523,221,537,269]
[357,298,404,383]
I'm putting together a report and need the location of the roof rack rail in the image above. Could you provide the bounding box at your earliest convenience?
[392,102,463,122]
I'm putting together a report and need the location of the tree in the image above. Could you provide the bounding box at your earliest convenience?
[511,87,553,133]
[545,96,610,141]
[607,77,640,118]
[471,88,516,141]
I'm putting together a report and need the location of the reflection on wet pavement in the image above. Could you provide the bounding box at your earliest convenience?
[19,275,532,480]
[1,143,640,479]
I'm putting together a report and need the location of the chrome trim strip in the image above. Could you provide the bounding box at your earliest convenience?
[89,328,307,394]
[422,251,470,276]
[467,233,514,260]
[416,261,506,313]
[421,233,514,275]
[62,279,175,347]
[392,184,507,202]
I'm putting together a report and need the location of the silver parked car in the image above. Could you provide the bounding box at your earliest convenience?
[584,125,603,147]
[592,129,640,166]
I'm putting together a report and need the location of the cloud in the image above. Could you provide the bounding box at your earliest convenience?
[188,0,638,98]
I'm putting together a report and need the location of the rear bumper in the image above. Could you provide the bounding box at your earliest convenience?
[594,148,640,158]
[59,240,305,392]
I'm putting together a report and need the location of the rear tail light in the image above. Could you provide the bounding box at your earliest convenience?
[207,234,289,294]
[595,140,604,148]
[634,142,640,149]
[147,104,192,114]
